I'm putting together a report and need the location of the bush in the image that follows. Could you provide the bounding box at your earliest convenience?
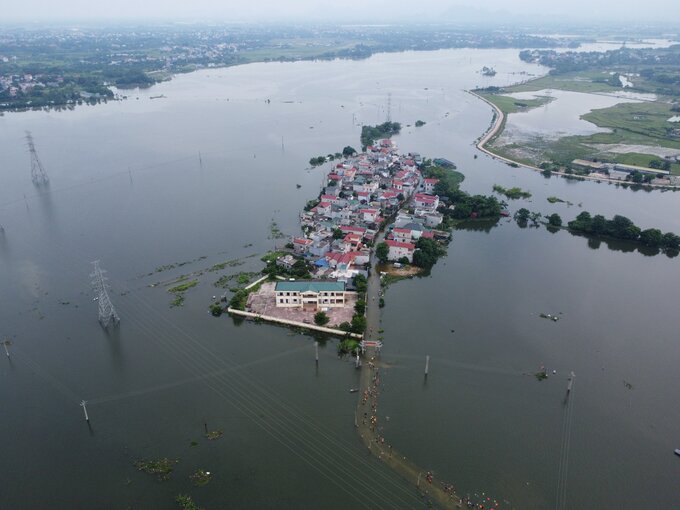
[209,303,223,317]
[314,311,330,326]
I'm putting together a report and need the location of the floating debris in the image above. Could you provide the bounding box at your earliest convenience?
[539,313,559,322]
[624,380,634,390]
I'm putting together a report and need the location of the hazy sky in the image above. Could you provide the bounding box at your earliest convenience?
[4,0,680,23]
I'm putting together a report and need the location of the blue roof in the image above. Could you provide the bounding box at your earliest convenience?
[314,259,329,267]
[275,281,345,293]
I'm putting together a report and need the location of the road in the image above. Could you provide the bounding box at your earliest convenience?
[354,232,463,510]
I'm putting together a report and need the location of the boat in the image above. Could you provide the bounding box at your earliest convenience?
[349,388,359,393]
[675,448,680,456]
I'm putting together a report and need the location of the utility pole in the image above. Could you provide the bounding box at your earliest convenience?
[198,152,203,170]
[80,400,90,422]
[25,131,49,186]
[424,355,430,378]
[1,339,11,358]
[91,260,120,328]
[315,341,319,365]
[386,93,392,123]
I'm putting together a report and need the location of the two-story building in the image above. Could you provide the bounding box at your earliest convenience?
[275,281,346,311]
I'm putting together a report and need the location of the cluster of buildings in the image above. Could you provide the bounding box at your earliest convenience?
[288,139,445,281]
[0,73,61,98]
[571,158,680,186]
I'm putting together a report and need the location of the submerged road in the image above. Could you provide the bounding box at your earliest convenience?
[355,233,463,510]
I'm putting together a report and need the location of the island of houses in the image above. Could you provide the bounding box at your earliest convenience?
[240,139,451,330]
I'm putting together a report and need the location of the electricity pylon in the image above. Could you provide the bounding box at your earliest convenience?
[91,260,119,328]
[25,131,49,186]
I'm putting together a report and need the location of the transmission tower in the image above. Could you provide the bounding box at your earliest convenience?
[91,260,120,328]
[25,131,49,186]
[386,92,392,123]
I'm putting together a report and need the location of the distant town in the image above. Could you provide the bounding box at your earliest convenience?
[0,23,578,111]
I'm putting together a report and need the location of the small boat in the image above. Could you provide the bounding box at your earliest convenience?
[349,388,359,393]
[675,448,680,457]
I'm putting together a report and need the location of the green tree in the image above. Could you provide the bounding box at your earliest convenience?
[342,146,357,157]
[640,228,663,247]
[376,242,390,264]
[514,207,530,226]
[547,213,562,227]
[333,228,345,239]
[350,314,367,333]
[354,300,366,315]
[662,232,680,250]
[353,274,368,294]
[314,311,330,326]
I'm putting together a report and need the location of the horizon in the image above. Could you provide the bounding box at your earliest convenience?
[2,0,680,25]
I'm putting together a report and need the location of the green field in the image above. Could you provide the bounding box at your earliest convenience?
[506,70,621,94]
[480,92,554,115]
[479,69,680,175]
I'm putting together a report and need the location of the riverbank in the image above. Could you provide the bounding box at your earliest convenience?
[469,90,679,190]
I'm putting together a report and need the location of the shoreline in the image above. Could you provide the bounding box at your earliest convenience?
[467,89,678,190]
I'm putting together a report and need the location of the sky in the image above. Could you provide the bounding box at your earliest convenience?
[3,0,680,24]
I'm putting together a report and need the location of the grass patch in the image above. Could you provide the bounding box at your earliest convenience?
[176,494,203,510]
[492,184,532,199]
[505,70,620,94]
[547,196,565,204]
[135,458,178,481]
[205,429,224,440]
[168,280,198,293]
[190,469,213,487]
[481,93,554,115]
[269,221,286,239]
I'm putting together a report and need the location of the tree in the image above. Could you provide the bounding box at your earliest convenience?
[413,237,445,268]
[350,314,367,333]
[353,274,367,294]
[514,208,530,226]
[314,311,330,326]
[662,232,680,250]
[342,146,357,157]
[640,228,663,247]
[547,213,562,227]
[376,242,390,264]
[354,300,366,315]
[333,228,344,240]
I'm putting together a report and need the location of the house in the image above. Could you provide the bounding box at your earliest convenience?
[423,178,439,194]
[275,280,346,310]
[276,254,297,270]
[360,208,380,223]
[316,201,332,216]
[414,193,439,210]
[385,240,416,263]
[392,227,413,243]
[293,237,313,255]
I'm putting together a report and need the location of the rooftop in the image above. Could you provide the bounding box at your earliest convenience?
[275,280,345,293]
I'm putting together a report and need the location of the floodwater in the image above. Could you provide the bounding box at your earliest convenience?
[501,89,640,143]
[1,47,680,510]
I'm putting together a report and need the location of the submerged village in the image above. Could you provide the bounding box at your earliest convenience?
[227,136,458,338]
[223,133,510,509]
